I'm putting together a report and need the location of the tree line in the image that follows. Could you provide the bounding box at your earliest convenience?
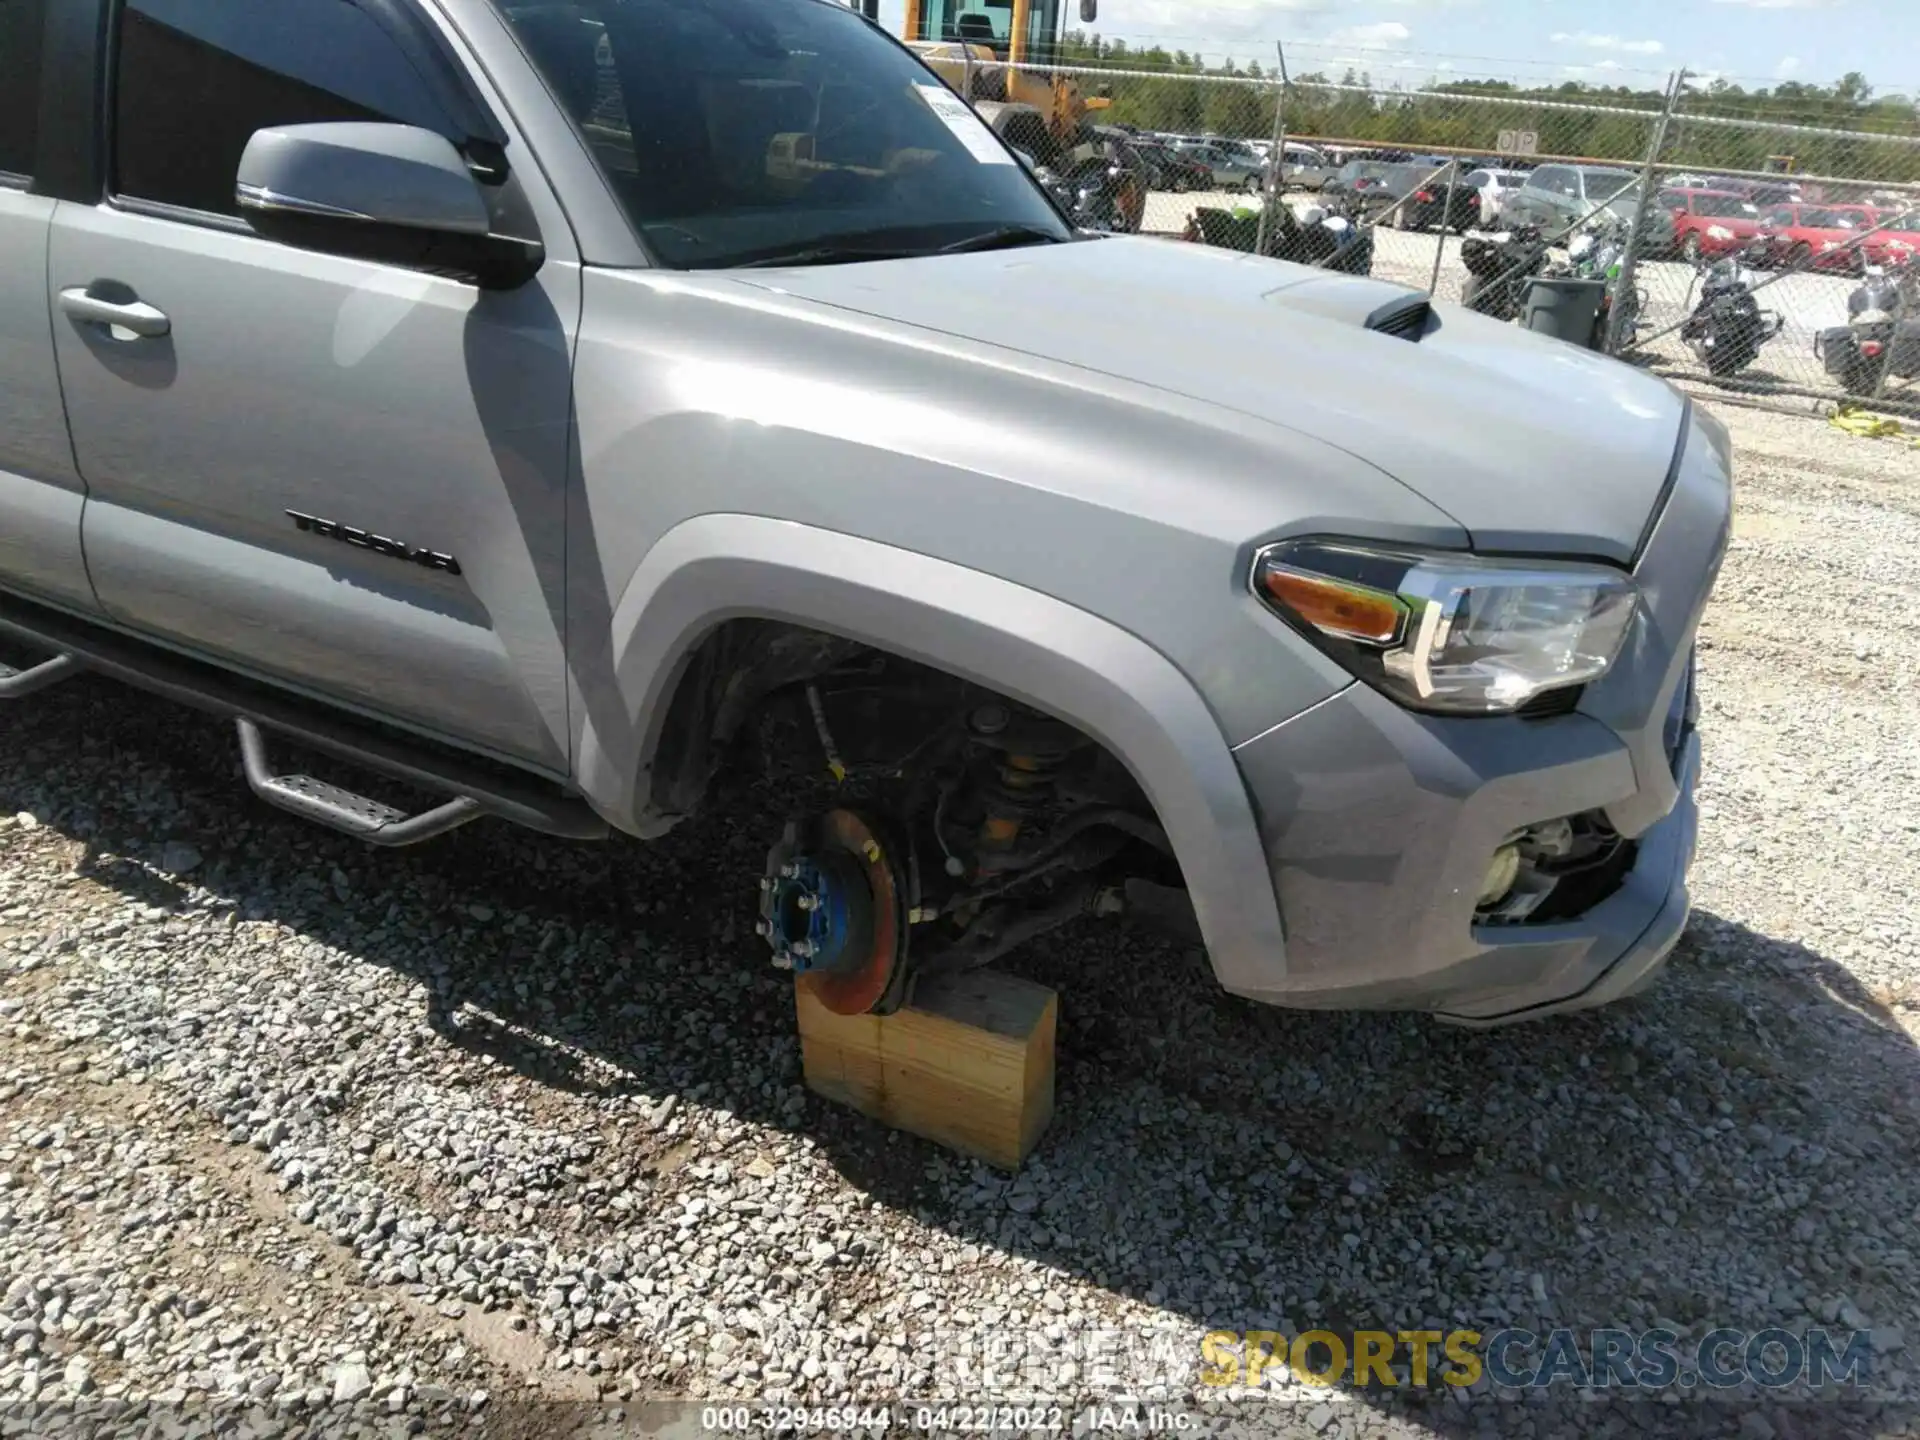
[1046,33,1920,183]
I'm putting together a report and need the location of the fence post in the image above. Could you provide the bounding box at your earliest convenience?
[1253,42,1291,259]
[1427,160,1460,296]
[1607,68,1684,355]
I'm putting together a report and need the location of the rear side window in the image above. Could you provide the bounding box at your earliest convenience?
[0,0,46,179]
[113,0,460,217]
[1696,194,1755,218]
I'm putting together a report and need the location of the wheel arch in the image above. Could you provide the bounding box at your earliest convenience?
[576,514,1289,990]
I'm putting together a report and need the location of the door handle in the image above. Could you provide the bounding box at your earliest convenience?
[58,286,171,339]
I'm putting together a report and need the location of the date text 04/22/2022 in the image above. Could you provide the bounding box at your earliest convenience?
[689,1405,1198,1433]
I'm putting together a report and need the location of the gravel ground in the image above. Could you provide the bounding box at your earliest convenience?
[2,401,1919,1439]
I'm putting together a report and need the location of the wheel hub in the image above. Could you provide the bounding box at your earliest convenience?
[760,852,867,975]
[757,809,911,1015]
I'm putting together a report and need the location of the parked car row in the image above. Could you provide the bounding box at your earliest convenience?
[1096,124,1917,278]
[1500,164,1676,253]
[1320,159,1481,232]
[1747,203,1920,275]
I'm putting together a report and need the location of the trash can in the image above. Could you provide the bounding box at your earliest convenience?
[1520,277,1608,350]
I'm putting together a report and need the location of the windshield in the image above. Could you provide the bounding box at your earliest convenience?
[1585,170,1639,205]
[496,0,1071,268]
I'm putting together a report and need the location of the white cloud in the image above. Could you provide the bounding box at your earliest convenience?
[1550,31,1664,55]
[1774,55,1802,78]
[1326,20,1412,48]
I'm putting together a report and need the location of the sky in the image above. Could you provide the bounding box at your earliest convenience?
[872,0,1918,97]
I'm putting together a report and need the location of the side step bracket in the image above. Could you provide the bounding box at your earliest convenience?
[0,653,82,700]
[236,718,483,847]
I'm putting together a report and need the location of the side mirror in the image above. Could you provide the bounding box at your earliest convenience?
[237,122,542,290]
[1013,149,1038,172]
[1078,0,1097,20]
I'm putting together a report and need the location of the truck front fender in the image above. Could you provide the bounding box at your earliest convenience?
[577,513,1288,991]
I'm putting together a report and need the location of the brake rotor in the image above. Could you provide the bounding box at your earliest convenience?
[758,809,911,1016]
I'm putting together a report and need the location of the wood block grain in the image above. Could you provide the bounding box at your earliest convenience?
[795,969,1057,1171]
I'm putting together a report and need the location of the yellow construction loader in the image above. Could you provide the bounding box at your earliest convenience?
[885,0,1107,166]
[856,0,1142,228]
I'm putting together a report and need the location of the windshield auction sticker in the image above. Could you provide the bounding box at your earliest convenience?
[914,84,1013,164]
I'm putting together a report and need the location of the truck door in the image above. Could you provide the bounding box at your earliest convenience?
[48,0,578,771]
[1,0,98,614]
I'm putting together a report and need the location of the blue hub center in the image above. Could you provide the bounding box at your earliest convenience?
[763,856,856,974]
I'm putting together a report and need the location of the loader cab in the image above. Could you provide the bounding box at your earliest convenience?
[906,0,1086,66]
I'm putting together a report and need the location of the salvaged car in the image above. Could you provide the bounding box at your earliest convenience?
[0,0,1727,1028]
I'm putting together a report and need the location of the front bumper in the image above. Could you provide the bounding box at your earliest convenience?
[1210,408,1730,1026]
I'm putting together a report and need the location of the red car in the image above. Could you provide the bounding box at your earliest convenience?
[1752,203,1878,274]
[1862,208,1920,270]
[1662,187,1765,263]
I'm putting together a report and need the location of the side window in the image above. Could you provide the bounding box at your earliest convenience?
[0,0,47,180]
[1770,207,1796,227]
[113,0,461,218]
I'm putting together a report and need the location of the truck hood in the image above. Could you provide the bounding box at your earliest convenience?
[731,236,1687,564]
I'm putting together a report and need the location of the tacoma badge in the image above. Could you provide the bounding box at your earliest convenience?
[286,510,462,576]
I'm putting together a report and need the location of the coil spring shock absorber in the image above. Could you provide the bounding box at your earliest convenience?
[965,704,1075,872]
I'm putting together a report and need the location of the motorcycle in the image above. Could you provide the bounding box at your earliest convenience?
[1816,259,1920,398]
[1033,157,1129,233]
[1459,223,1550,322]
[1559,219,1644,351]
[1275,197,1374,275]
[1181,194,1374,276]
[1679,257,1784,378]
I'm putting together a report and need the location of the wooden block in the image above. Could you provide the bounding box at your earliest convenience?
[795,969,1056,1171]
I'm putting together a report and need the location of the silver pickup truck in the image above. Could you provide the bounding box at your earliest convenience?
[0,0,1727,1026]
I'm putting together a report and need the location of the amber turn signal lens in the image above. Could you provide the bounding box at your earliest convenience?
[1259,564,1406,646]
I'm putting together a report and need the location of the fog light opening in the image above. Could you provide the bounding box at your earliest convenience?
[1475,812,1635,927]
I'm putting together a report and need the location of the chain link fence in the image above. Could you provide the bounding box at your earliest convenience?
[961,59,1920,408]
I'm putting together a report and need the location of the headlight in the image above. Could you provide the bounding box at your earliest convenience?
[1252,540,1638,714]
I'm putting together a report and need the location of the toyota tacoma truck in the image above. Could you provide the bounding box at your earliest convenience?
[0,0,1727,1026]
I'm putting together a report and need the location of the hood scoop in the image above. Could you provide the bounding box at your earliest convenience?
[1364,294,1437,343]
[1260,275,1437,343]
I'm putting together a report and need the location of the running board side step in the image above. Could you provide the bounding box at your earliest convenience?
[0,653,82,699]
[0,588,607,845]
[236,719,484,847]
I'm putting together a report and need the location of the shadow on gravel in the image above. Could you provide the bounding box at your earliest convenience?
[5,675,1918,1437]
